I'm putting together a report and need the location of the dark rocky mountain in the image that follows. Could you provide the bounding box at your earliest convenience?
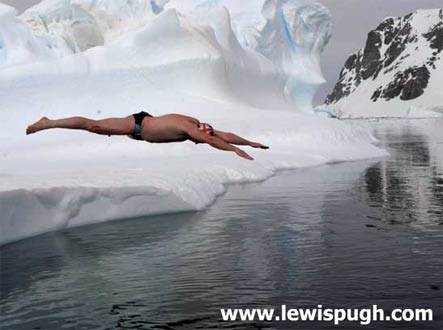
[325,9,443,106]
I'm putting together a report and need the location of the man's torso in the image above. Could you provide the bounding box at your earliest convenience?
[140,114,199,143]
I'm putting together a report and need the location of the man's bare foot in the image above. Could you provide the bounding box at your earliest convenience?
[26,117,51,135]
[251,142,269,149]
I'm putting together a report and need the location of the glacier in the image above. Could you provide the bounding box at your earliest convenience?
[0,0,387,245]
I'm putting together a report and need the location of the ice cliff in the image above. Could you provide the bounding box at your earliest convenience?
[1,0,332,112]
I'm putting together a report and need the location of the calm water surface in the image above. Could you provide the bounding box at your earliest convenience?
[1,120,442,330]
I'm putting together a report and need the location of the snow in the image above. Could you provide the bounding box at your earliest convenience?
[0,0,387,245]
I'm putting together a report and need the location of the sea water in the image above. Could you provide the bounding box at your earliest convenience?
[1,120,442,330]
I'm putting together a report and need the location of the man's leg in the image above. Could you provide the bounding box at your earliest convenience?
[214,130,269,149]
[27,116,134,135]
[86,116,134,135]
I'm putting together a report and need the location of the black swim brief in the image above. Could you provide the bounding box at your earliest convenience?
[129,111,153,141]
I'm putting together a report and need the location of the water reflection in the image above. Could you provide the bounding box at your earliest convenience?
[362,120,443,227]
[0,212,196,303]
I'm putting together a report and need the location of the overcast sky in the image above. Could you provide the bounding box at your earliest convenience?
[2,0,442,103]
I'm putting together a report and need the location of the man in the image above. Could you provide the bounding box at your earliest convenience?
[26,111,269,160]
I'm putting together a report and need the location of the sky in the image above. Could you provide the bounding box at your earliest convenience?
[2,0,442,103]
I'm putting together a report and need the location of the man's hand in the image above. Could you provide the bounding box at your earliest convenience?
[187,126,254,161]
[235,147,254,160]
[250,142,269,149]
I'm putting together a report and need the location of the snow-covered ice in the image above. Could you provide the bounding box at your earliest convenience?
[0,0,387,245]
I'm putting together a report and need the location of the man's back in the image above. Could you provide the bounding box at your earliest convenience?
[141,114,198,143]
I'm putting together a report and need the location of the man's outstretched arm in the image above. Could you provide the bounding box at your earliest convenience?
[187,128,254,160]
[214,130,269,149]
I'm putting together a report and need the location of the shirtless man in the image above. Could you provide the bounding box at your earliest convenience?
[26,111,269,160]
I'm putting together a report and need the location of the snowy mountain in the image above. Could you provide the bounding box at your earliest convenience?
[0,0,387,245]
[322,9,443,118]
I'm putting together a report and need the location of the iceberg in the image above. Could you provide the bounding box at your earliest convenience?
[252,0,332,113]
[0,0,386,245]
[0,4,52,67]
